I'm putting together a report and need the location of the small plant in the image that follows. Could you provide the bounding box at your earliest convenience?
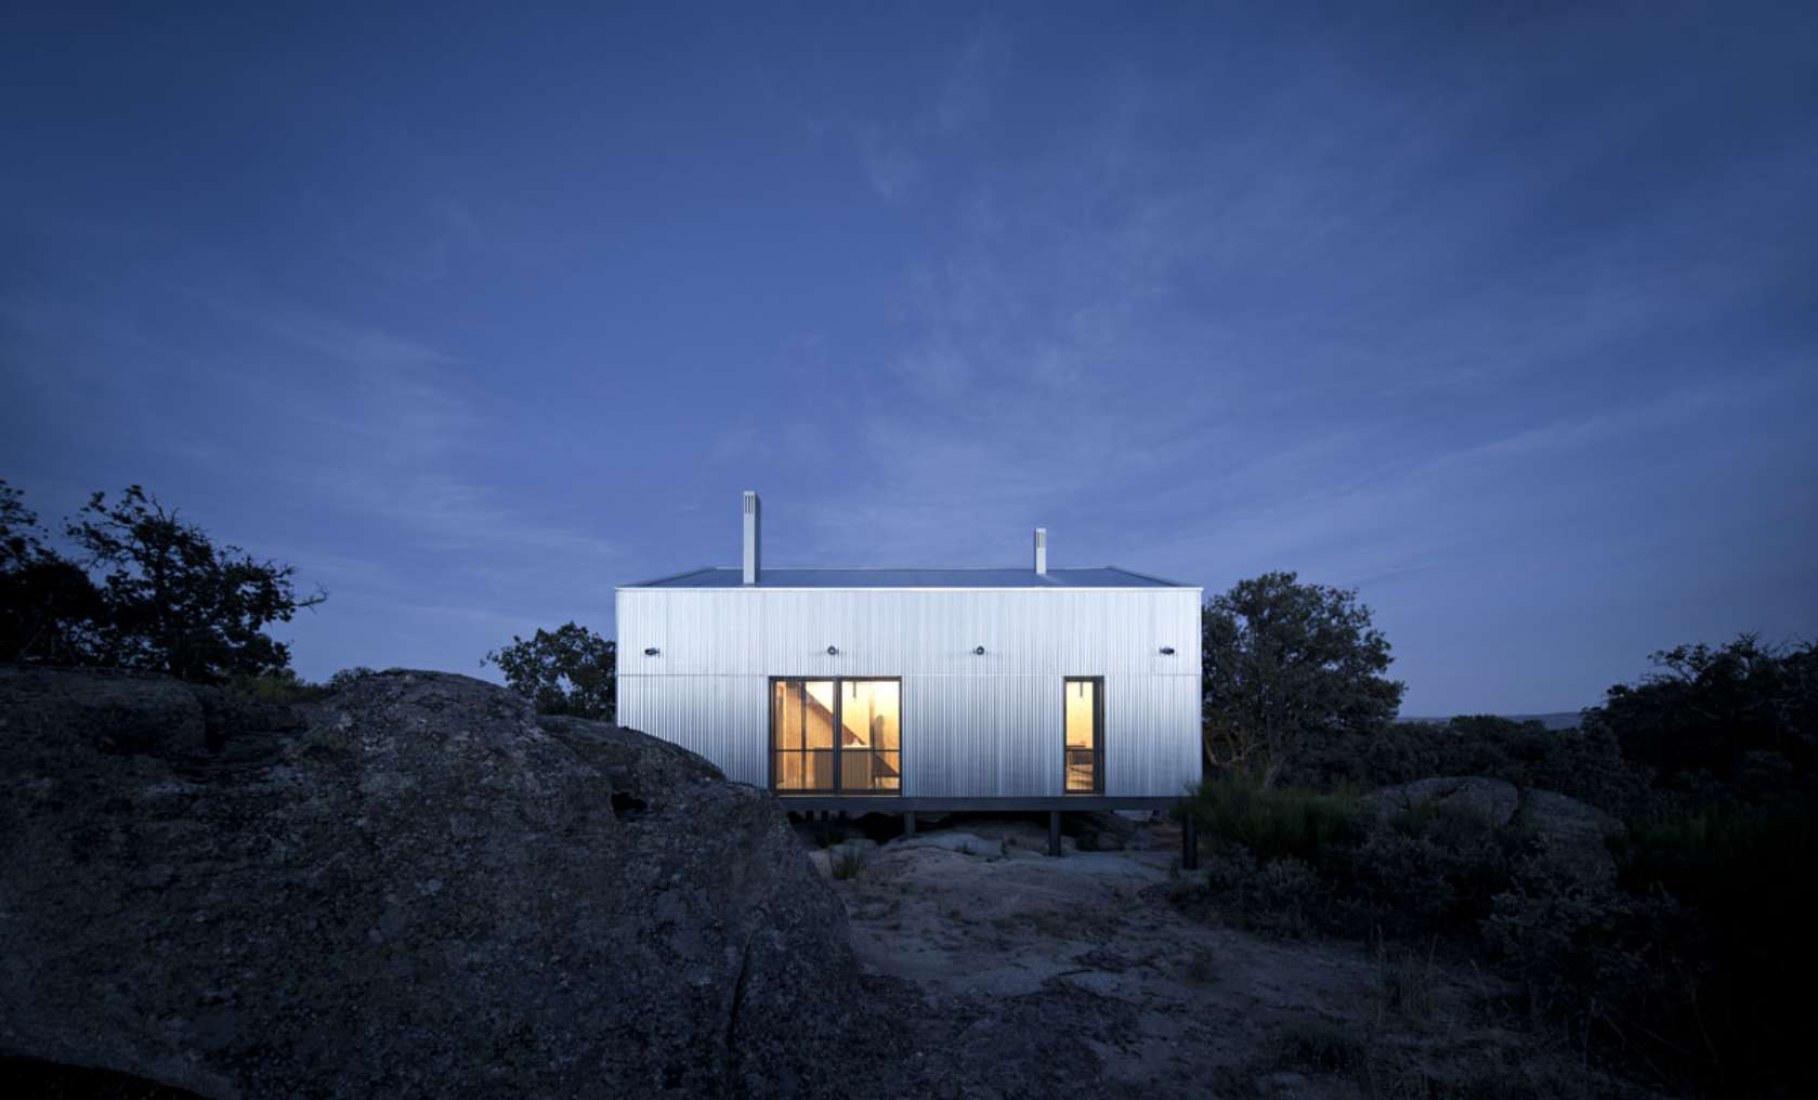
[1373,937,1436,1021]
[830,844,867,880]
[1271,1017,1364,1076]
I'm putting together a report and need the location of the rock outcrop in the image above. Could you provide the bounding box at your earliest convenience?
[0,666,864,1098]
[1366,775,1623,883]
[1366,776,1521,828]
[1510,787,1624,884]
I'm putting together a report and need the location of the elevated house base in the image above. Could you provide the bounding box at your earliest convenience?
[776,794,1199,867]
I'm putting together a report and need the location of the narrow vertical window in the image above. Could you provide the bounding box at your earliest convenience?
[839,680,901,792]
[1064,677,1102,794]
[772,679,835,791]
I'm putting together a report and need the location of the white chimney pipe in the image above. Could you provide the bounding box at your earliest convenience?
[1033,527,1047,575]
[742,491,761,585]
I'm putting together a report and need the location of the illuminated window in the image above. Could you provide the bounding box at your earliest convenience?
[771,678,900,793]
[1064,678,1102,794]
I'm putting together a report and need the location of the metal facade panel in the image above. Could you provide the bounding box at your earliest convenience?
[616,672,770,787]
[626,566,1185,588]
[617,586,1202,798]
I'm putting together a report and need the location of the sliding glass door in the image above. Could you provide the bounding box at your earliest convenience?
[771,678,900,794]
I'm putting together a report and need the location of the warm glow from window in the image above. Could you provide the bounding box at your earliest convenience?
[1065,679,1100,793]
[772,678,899,793]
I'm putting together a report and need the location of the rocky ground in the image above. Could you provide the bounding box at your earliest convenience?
[0,666,865,1099]
[811,817,1638,1100]
[2,664,1654,1099]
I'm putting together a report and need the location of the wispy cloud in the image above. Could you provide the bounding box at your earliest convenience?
[857,126,921,201]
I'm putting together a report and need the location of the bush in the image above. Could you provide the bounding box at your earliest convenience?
[830,843,868,880]
[1179,779,1531,942]
[1483,858,1703,1079]
[1339,805,1528,939]
[222,669,331,705]
[1284,716,1644,817]
[1182,775,1361,862]
[1196,851,1326,937]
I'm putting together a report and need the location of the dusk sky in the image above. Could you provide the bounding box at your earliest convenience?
[3,3,1814,715]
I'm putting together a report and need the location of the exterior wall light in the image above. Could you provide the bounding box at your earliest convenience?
[644,647,661,656]
[826,645,839,656]
[972,645,986,656]
[1159,646,1176,656]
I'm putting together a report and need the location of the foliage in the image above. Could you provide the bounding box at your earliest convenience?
[223,668,332,705]
[1612,804,1818,1094]
[64,486,326,682]
[1202,571,1405,787]
[1,481,323,682]
[485,621,616,721]
[1183,777,1528,942]
[1286,715,1643,818]
[1179,631,1818,1097]
[830,843,868,880]
[1182,774,1361,863]
[1341,805,1528,939]
[0,481,101,665]
[325,666,377,691]
[1589,636,1818,813]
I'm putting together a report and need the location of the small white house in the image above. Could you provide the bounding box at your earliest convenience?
[617,493,1203,838]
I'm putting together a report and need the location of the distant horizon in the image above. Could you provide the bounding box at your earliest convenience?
[4,4,1813,715]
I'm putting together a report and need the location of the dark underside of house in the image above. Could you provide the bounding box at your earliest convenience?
[778,794,1200,865]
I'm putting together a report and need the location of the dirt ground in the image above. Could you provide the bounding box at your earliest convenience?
[805,815,1640,1100]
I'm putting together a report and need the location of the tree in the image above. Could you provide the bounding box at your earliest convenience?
[0,480,102,665]
[484,621,616,721]
[1201,571,1405,787]
[1587,635,1818,807]
[65,485,325,681]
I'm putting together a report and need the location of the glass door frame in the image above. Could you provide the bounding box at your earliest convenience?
[767,676,903,796]
[1063,676,1105,795]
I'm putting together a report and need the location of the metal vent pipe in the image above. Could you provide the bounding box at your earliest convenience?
[742,491,761,585]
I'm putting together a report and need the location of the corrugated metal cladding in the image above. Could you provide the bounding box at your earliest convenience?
[617,586,1203,799]
[633,566,1180,588]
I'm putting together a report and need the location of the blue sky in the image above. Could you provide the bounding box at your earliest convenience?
[3,2,1813,714]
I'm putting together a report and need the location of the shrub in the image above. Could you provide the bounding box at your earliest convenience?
[830,844,868,880]
[1373,938,1436,1022]
[1270,1017,1365,1077]
[1602,805,1818,1094]
[1182,775,1361,862]
[222,669,331,705]
[1339,805,1528,939]
[1482,857,1703,1080]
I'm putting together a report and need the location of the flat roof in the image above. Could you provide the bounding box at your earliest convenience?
[624,566,1190,589]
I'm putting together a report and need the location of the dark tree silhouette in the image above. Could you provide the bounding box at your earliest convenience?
[0,480,102,665]
[67,486,324,681]
[1202,571,1404,786]
[485,621,616,721]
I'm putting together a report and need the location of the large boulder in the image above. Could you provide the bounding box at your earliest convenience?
[1366,776,1622,883]
[1511,788,1624,884]
[0,666,866,1098]
[1365,776,1521,827]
